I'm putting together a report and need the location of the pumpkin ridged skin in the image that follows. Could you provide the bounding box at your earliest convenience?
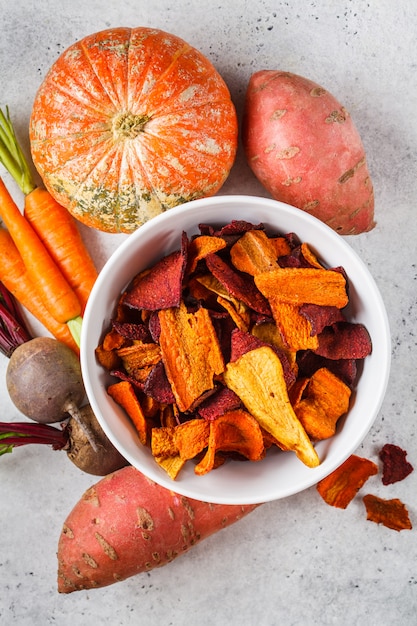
[29,27,238,233]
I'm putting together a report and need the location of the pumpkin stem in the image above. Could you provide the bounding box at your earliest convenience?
[112,112,151,139]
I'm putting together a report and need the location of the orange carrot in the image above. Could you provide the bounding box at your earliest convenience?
[0,228,79,353]
[0,106,97,334]
[0,176,81,325]
[24,187,98,313]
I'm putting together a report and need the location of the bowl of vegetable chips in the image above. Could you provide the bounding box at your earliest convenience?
[81,195,391,504]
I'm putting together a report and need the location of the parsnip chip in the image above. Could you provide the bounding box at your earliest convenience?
[223,346,320,468]
[158,302,225,412]
[255,266,348,308]
[108,381,148,446]
[230,229,279,275]
[363,494,412,531]
[316,454,378,508]
[195,409,265,475]
[293,367,351,440]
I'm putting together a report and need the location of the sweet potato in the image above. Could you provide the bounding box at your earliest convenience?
[242,70,375,235]
[57,466,260,593]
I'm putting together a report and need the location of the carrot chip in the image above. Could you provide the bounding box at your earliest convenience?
[158,301,225,412]
[379,443,414,485]
[195,409,265,475]
[316,454,378,508]
[107,381,148,446]
[363,494,412,531]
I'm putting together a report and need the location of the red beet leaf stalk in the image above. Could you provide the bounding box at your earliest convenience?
[0,421,68,456]
[0,281,32,357]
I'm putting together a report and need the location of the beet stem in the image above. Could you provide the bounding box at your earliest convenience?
[0,421,68,455]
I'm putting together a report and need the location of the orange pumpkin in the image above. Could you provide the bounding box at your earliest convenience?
[29,27,238,233]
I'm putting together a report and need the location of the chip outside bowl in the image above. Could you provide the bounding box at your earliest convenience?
[81,195,391,505]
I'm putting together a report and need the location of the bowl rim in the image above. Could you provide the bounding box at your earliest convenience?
[81,194,391,504]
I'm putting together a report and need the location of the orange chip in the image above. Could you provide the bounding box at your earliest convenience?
[195,409,265,475]
[154,454,186,480]
[363,494,412,531]
[151,426,178,458]
[158,302,225,412]
[299,243,324,269]
[251,321,298,372]
[95,343,121,371]
[223,346,320,468]
[117,341,162,369]
[102,328,126,351]
[230,229,279,275]
[293,367,351,440]
[316,454,378,508]
[217,295,250,331]
[269,236,292,258]
[107,381,148,446]
[187,235,227,274]
[174,418,210,460]
[268,300,319,351]
[255,266,348,308]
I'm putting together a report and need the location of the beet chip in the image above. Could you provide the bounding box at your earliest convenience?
[297,350,358,388]
[124,233,188,311]
[363,494,412,531]
[112,320,152,342]
[379,443,414,485]
[197,386,242,421]
[144,361,175,404]
[315,322,372,360]
[299,304,346,336]
[205,253,271,315]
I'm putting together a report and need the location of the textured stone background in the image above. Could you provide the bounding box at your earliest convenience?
[1,1,416,624]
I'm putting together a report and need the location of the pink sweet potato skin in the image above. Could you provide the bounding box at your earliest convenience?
[242,70,375,235]
[57,466,260,593]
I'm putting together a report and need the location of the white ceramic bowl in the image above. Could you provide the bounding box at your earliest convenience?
[81,195,391,504]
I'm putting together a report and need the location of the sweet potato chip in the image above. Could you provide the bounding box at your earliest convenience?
[158,302,225,412]
[151,425,177,458]
[269,236,292,258]
[230,229,279,275]
[316,454,378,508]
[379,443,414,485]
[124,233,188,311]
[223,346,320,468]
[95,343,121,371]
[267,301,319,352]
[107,381,148,446]
[187,235,227,274]
[363,494,412,531]
[117,341,162,373]
[154,454,186,480]
[255,266,348,308]
[195,409,265,475]
[293,367,351,440]
[174,419,210,460]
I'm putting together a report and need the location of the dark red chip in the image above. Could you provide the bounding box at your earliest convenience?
[205,252,271,316]
[379,443,414,485]
[143,361,175,404]
[197,386,242,421]
[123,232,188,311]
[299,303,346,336]
[314,322,372,360]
